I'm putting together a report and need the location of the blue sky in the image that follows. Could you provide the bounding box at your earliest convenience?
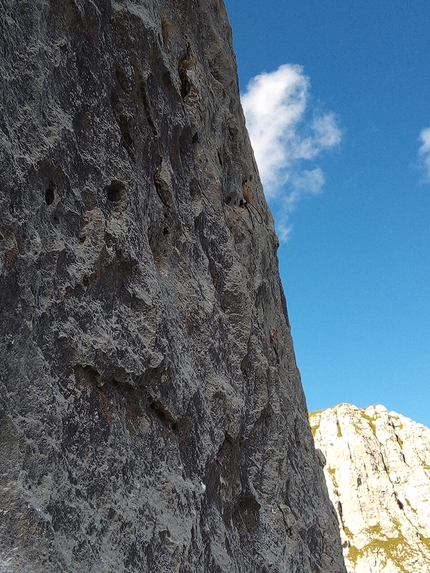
[224,0,430,428]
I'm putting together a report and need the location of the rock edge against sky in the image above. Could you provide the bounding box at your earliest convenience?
[0,1,346,571]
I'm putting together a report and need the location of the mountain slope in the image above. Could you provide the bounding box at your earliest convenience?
[310,403,430,573]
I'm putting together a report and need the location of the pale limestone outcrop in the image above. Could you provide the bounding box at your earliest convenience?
[310,403,430,573]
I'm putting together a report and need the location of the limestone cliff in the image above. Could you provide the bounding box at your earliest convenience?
[310,404,430,573]
[0,1,346,572]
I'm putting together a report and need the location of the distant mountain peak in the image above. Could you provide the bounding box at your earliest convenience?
[309,403,430,573]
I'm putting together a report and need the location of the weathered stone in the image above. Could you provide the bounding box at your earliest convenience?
[0,1,346,571]
[310,404,430,573]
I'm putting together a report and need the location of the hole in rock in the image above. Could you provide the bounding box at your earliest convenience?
[180,75,191,99]
[75,364,101,386]
[162,227,169,235]
[45,186,55,205]
[151,403,166,422]
[162,70,174,92]
[189,178,199,197]
[106,180,126,202]
[146,394,177,430]
[178,52,192,100]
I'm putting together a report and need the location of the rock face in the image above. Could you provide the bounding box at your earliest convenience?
[310,404,430,573]
[0,1,346,572]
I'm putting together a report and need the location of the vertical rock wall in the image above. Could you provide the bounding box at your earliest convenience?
[0,1,346,571]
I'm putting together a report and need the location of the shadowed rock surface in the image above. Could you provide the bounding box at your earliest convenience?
[0,1,346,571]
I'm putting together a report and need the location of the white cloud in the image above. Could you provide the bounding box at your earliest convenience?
[418,127,430,180]
[276,168,325,242]
[241,64,341,240]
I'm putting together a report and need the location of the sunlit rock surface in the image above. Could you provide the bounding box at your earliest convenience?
[310,403,430,573]
[0,1,347,571]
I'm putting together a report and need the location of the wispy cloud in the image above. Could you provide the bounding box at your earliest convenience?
[418,127,430,181]
[241,64,341,240]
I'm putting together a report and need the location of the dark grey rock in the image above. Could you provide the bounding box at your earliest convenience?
[0,1,347,571]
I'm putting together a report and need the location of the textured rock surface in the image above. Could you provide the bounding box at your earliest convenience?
[310,404,430,573]
[0,1,347,572]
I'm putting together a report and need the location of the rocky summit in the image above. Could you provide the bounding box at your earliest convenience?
[310,404,430,573]
[0,1,346,572]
